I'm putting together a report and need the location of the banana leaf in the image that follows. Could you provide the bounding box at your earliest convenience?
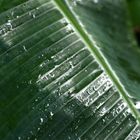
[0,0,140,139]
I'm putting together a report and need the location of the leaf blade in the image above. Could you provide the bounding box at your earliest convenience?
[0,0,140,139]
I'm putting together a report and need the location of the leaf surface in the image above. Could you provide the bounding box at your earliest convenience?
[0,0,140,139]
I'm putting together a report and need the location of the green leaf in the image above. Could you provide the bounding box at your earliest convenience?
[127,0,140,27]
[0,0,140,139]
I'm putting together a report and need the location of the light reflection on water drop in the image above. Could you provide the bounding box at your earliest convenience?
[50,111,54,116]
[68,136,71,139]
[28,12,36,18]
[69,61,74,68]
[99,107,107,116]
[28,12,32,16]
[28,80,32,84]
[132,99,140,112]
[38,74,41,79]
[40,118,43,124]
[23,45,27,52]
[11,11,14,16]
[60,18,68,25]
[73,0,82,6]
[66,24,74,33]
[49,73,55,78]
[93,0,99,3]
[37,127,40,131]
[135,102,140,109]
[6,20,13,30]
[32,14,36,18]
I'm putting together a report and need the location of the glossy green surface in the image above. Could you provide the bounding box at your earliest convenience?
[0,0,140,139]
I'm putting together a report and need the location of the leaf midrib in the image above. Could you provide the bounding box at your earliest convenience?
[53,0,140,123]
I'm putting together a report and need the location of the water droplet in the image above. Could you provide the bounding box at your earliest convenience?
[102,119,105,122]
[30,130,33,135]
[32,14,36,18]
[66,24,74,33]
[41,75,49,82]
[29,12,32,16]
[50,112,54,116]
[93,0,98,3]
[18,137,21,140]
[70,93,75,98]
[28,80,32,84]
[51,55,55,59]
[40,118,43,123]
[60,19,68,25]
[135,101,140,109]
[11,11,14,16]
[99,107,107,116]
[39,63,43,68]
[29,11,36,18]
[69,61,74,68]
[38,74,41,79]
[6,20,13,30]
[23,45,27,52]
[72,0,82,6]
[69,88,75,94]
[49,73,55,78]
[75,125,79,130]
[127,108,131,114]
